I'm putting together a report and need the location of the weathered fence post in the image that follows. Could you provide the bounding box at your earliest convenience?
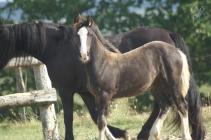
[33,64,59,140]
[15,67,27,122]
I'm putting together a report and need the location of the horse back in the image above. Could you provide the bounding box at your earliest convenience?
[117,27,175,53]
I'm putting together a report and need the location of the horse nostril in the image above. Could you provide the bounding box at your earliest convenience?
[80,53,89,62]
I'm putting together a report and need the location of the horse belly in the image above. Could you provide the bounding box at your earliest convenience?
[114,74,153,98]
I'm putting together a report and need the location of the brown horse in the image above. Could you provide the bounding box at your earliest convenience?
[75,17,192,140]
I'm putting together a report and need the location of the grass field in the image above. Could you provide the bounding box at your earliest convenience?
[0,98,211,140]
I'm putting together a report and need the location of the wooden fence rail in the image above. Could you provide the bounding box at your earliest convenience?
[0,57,60,140]
[0,89,57,108]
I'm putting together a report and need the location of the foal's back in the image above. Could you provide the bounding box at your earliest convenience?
[114,41,182,97]
[118,41,178,62]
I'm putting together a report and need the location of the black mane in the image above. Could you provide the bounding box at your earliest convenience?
[90,22,120,53]
[0,21,73,69]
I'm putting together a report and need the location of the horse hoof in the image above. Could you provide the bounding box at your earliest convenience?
[123,131,131,140]
[136,138,147,140]
[136,137,147,140]
[130,137,138,140]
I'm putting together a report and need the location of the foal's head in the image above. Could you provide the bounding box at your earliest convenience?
[73,14,92,29]
[73,15,121,54]
[76,17,99,63]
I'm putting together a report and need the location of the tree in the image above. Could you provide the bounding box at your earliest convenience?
[1,0,95,23]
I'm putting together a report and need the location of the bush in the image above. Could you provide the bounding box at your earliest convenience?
[73,94,87,116]
[199,84,211,106]
[129,92,154,112]
[0,68,36,121]
[200,91,211,106]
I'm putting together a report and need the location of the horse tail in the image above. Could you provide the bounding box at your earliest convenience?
[170,33,192,69]
[178,50,190,98]
[170,33,205,140]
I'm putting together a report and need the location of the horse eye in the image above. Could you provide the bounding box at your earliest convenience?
[78,23,83,28]
[74,17,78,23]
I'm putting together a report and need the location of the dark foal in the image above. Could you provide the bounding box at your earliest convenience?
[76,18,192,140]
[73,15,204,140]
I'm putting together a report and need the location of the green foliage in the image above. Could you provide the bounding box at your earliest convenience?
[199,84,211,106]
[94,0,142,33]
[0,68,37,120]
[129,93,154,112]
[0,70,16,96]
[1,0,96,23]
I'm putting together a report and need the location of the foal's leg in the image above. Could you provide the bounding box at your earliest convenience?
[137,102,160,140]
[79,91,128,139]
[96,92,117,140]
[148,106,169,140]
[178,104,192,140]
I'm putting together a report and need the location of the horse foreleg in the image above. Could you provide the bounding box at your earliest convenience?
[97,107,108,140]
[97,108,118,140]
[80,91,128,139]
[98,114,107,140]
[59,89,74,140]
[96,91,118,140]
[148,107,169,140]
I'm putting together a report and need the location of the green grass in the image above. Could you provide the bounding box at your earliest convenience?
[0,119,42,140]
[199,84,211,97]
[0,98,211,140]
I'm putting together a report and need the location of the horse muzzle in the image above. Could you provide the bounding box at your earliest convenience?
[80,53,90,63]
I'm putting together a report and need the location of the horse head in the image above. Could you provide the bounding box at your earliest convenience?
[73,14,93,30]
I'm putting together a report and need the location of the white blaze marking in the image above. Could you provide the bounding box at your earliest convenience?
[77,27,88,58]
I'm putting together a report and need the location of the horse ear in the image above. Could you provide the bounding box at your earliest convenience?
[87,16,93,27]
[73,14,81,24]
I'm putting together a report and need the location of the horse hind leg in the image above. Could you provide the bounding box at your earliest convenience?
[172,90,192,140]
[178,109,192,140]
[177,50,191,140]
[169,80,192,140]
[148,106,169,140]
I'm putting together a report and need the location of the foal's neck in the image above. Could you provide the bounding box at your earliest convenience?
[92,23,120,53]
[92,36,118,64]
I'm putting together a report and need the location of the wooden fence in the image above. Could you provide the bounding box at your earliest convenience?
[0,57,60,140]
